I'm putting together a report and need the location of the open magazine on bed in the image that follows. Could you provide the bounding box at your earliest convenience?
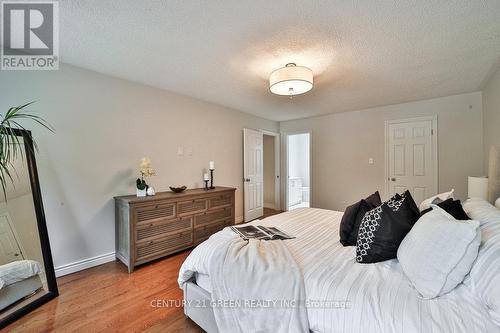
[231,225,295,240]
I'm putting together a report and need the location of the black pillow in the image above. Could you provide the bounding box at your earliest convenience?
[356,191,420,263]
[339,191,382,246]
[365,191,382,207]
[402,190,420,217]
[420,198,470,220]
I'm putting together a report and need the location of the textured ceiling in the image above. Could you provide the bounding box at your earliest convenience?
[60,1,500,121]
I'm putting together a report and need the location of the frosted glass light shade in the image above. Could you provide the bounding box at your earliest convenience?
[269,64,313,96]
[468,176,489,200]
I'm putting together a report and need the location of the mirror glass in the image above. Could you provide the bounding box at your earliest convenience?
[0,138,49,320]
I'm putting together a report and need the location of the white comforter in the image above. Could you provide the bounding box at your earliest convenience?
[179,208,500,333]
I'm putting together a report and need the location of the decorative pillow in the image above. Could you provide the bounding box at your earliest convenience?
[419,189,455,211]
[339,191,382,246]
[364,191,382,207]
[462,198,500,325]
[356,191,420,263]
[398,205,481,299]
[463,197,500,227]
[402,190,420,217]
[420,198,470,220]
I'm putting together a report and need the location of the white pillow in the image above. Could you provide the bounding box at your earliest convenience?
[419,189,454,211]
[463,197,500,227]
[397,205,480,299]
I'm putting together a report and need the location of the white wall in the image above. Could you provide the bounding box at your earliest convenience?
[0,64,278,272]
[263,135,275,206]
[280,92,484,211]
[483,66,500,170]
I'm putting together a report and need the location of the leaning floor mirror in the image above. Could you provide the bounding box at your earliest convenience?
[0,129,58,328]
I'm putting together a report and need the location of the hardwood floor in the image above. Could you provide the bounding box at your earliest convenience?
[4,251,204,333]
[262,208,283,218]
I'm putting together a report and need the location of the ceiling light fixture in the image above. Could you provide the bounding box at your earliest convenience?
[269,63,313,96]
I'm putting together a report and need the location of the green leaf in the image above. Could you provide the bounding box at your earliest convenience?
[0,102,53,201]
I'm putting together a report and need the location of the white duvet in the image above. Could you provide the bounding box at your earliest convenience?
[179,208,500,333]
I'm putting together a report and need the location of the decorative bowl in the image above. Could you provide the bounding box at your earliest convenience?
[169,186,187,193]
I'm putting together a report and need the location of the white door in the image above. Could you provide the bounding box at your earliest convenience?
[0,214,24,265]
[243,128,264,222]
[386,118,437,205]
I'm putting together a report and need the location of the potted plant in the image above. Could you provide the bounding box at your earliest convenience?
[0,102,52,200]
[136,157,155,197]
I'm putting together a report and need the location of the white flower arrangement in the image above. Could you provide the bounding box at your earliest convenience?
[139,157,156,178]
[136,157,156,197]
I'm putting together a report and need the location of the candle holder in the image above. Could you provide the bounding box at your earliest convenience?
[209,169,215,189]
[204,179,209,190]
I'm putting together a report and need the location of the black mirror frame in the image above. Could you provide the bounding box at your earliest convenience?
[0,129,58,329]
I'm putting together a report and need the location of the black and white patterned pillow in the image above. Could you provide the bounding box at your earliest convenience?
[356,191,419,263]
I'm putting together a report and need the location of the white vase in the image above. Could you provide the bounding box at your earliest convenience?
[136,188,147,197]
[147,187,156,196]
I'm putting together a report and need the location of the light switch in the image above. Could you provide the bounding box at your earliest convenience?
[177,147,184,156]
[368,158,374,165]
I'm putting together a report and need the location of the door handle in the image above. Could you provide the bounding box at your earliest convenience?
[14,253,19,257]
[391,178,396,182]
[244,178,250,182]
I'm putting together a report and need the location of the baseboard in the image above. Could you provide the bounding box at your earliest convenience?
[235,216,244,224]
[55,252,116,277]
[264,202,276,209]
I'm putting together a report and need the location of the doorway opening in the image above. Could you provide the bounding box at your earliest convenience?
[286,132,311,211]
[263,133,280,217]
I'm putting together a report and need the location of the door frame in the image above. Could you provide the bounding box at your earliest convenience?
[262,130,281,211]
[384,116,438,199]
[283,131,313,211]
[0,212,25,262]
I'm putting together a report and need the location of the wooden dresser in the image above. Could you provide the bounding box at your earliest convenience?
[114,187,236,272]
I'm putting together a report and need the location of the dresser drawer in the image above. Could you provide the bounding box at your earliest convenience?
[208,193,233,210]
[136,217,192,242]
[135,202,176,224]
[194,219,229,243]
[194,207,232,227]
[136,231,193,262]
[178,199,207,216]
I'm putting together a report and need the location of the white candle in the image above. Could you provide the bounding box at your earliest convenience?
[209,161,215,170]
[204,173,209,181]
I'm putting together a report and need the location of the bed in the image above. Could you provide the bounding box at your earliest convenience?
[0,260,43,311]
[179,205,500,333]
